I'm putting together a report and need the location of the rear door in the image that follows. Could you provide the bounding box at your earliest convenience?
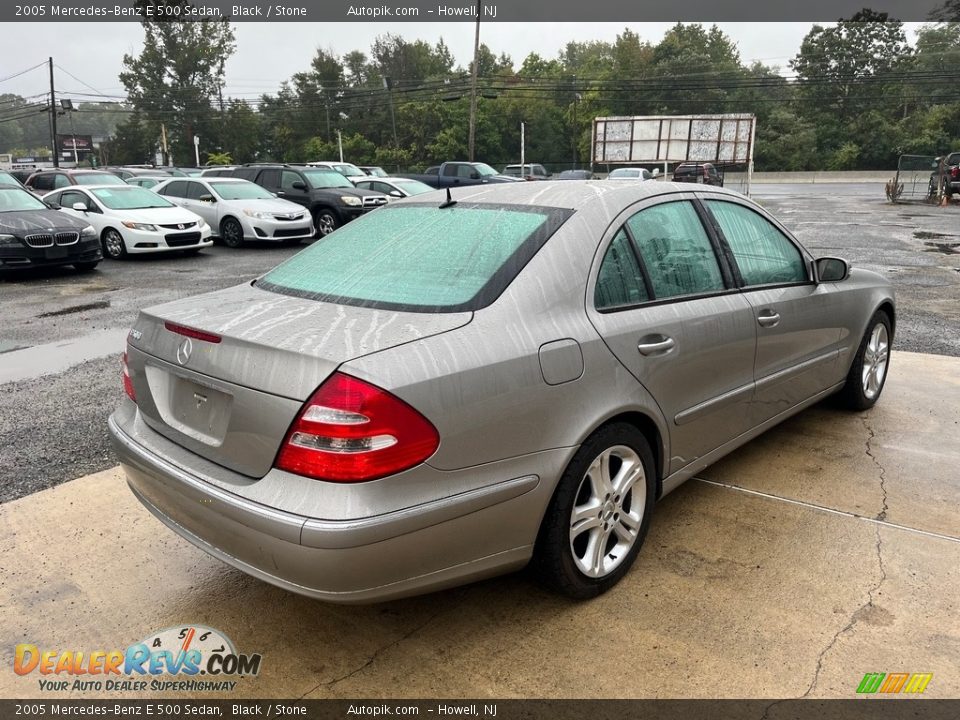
[587,195,757,474]
[702,196,843,424]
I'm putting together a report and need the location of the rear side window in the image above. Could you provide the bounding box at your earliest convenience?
[626,201,725,300]
[160,180,187,198]
[258,203,571,312]
[595,230,648,310]
[706,200,807,286]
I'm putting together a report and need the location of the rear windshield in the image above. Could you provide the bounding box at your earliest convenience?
[258,203,572,312]
[75,173,125,186]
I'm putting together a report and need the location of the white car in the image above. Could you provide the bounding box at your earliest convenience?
[152,177,314,248]
[306,161,368,184]
[353,177,434,201]
[43,184,213,260]
[606,167,659,181]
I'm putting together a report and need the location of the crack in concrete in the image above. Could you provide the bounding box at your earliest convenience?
[798,416,890,700]
[862,416,889,522]
[761,418,891,716]
[297,603,453,699]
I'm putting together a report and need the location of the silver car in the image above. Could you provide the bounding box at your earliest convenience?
[152,177,314,247]
[109,182,894,603]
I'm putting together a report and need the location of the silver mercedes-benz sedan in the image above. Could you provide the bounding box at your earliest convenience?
[108,181,894,603]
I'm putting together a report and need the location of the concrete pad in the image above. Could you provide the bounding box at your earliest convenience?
[1,352,958,700]
[701,351,960,539]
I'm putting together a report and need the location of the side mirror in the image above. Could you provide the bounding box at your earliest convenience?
[292,181,307,190]
[652,168,660,178]
[389,190,403,198]
[199,194,216,203]
[72,202,88,212]
[470,171,480,180]
[816,257,849,282]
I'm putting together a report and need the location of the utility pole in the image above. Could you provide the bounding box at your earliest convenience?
[383,77,398,148]
[49,57,59,168]
[160,123,169,166]
[336,129,343,162]
[467,0,482,162]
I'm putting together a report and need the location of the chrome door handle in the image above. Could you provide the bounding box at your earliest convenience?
[637,337,675,356]
[757,311,781,328]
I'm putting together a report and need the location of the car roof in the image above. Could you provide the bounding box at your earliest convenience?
[443,179,743,215]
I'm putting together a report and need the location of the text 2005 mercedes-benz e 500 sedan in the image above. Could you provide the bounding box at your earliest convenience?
[108,181,894,603]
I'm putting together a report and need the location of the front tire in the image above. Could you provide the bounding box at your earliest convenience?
[101,228,127,260]
[313,208,339,237]
[838,310,891,410]
[220,217,244,248]
[532,423,656,599]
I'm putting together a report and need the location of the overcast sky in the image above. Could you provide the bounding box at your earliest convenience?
[1,22,924,103]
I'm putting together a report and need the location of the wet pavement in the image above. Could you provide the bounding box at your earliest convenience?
[1,351,957,699]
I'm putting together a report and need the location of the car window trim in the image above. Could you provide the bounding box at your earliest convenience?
[698,194,814,289]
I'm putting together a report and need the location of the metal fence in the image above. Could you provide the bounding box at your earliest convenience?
[890,155,939,203]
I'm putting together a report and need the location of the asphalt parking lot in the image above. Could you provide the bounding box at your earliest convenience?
[1,183,959,700]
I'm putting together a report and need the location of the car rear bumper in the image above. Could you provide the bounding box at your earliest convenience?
[108,411,554,603]
[0,238,101,269]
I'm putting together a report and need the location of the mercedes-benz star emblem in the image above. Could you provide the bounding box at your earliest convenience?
[176,337,193,366]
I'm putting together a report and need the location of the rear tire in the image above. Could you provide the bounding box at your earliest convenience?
[220,217,244,248]
[532,423,656,599]
[837,310,891,410]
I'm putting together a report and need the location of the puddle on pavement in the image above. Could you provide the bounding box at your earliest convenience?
[0,328,129,384]
[915,230,956,240]
[0,339,28,354]
[924,242,960,255]
[38,300,111,318]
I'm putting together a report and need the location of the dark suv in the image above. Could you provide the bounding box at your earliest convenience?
[672,162,723,187]
[231,164,388,236]
[24,169,126,195]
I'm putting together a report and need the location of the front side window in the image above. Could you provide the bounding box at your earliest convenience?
[595,230,649,310]
[185,182,207,200]
[259,203,571,312]
[53,174,71,189]
[706,200,807,286]
[626,201,725,300]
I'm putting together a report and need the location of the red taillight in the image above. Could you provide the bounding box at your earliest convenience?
[164,321,222,344]
[951,167,959,179]
[121,351,136,402]
[275,372,439,483]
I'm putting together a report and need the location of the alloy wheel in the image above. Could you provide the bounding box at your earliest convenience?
[861,323,889,400]
[569,445,646,579]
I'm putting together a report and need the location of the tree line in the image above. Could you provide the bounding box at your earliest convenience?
[2,9,959,172]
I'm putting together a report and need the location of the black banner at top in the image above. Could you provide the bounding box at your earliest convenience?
[3,0,956,22]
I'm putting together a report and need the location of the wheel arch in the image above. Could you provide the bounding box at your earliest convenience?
[590,410,667,499]
[876,300,896,341]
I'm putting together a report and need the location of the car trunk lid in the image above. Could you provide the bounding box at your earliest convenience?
[126,282,471,477]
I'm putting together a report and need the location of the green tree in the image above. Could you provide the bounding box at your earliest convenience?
[119,0,235,165]
[791,11,910,122]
